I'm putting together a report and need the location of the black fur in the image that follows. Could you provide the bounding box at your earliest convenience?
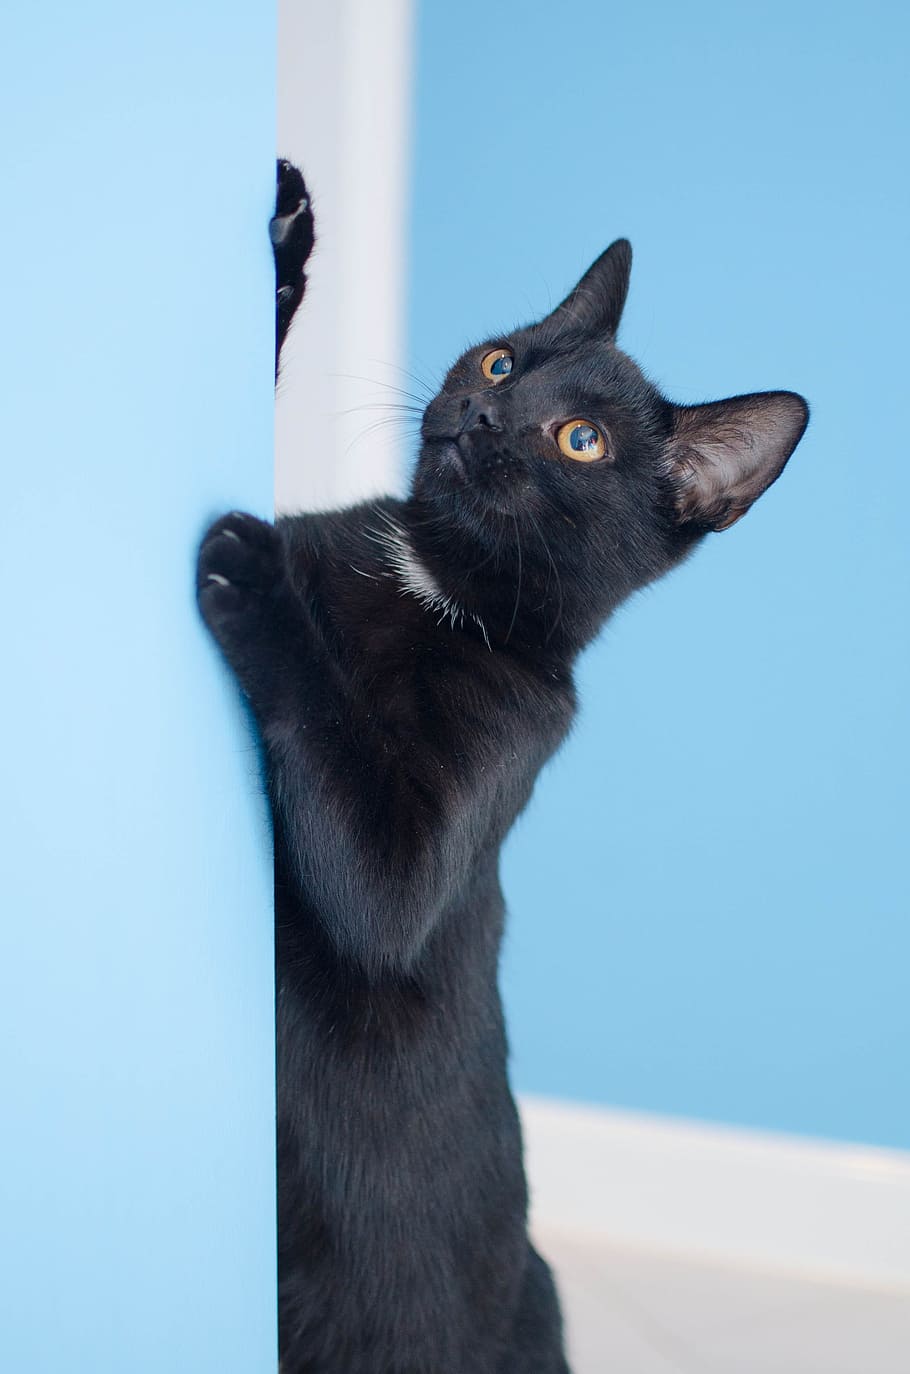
[271,159,314,375]
[197,161,808,1373]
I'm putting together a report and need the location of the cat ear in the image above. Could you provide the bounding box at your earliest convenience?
[667,391,809,531]
[544,239,632,339]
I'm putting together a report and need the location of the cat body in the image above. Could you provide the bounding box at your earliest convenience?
[271,498,573,1371]
[198,162,807,1373]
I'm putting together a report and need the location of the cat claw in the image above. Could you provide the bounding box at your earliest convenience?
[272,159,314,268]
[197,512,281,615]
[270,196,311,247]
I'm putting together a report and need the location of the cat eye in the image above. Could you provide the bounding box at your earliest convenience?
[480,347,514,383]
[555,420,607,462]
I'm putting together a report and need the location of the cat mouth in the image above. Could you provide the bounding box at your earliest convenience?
[421,435,519,512]
[428,436,468,480]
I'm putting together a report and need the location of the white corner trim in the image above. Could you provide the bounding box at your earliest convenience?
[276,0,413,515]
[519,1095,910,1290]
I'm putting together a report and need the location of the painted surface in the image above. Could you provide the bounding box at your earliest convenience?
[276,0,413,514]
[0,4,277,1368]
[408,1,910,1148]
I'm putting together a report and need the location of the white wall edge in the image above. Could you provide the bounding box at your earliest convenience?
[520,1095,910,1290]
[276,0,413,515]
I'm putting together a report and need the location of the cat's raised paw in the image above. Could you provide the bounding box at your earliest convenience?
[272,159,315,373]
[271,159,314,271]
[196,512,282,633]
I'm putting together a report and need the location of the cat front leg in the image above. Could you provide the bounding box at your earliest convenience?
[197,511,299,716]
[198,517,543,976]
[198,517,453,973]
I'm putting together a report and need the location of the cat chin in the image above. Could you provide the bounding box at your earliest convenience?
[422,437,466,480]
[442,440,470,481]
[414,439,539,525]
[412,440,470,504]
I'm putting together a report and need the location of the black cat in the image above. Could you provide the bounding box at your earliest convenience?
[198,160,808,1373]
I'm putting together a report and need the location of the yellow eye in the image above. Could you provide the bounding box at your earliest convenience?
[556,420,607,461]
[480,347,514,382]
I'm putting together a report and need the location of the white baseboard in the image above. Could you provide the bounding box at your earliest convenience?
[519,1095,910,1290]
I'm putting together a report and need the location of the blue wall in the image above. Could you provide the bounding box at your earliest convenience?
[0,4,277,1368]
[409,1,910,1148]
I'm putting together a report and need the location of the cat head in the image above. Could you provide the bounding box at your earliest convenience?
[408,242,808,654]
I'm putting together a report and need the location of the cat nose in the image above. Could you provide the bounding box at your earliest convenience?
[458,394,503,435]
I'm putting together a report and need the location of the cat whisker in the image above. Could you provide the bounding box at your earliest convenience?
[505,512,523,645]
[342,415,423,462]
[526,507,565,645]
[337,402,424,418]
[345,416,422,443]
[360,356,438,403]
[330,371,433,409]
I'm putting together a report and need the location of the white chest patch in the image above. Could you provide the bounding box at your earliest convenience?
[367,509,490,646]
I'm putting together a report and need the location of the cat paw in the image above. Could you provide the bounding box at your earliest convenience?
[197,512,282,635]
[272,160,315,372]
[270,159,315,286]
